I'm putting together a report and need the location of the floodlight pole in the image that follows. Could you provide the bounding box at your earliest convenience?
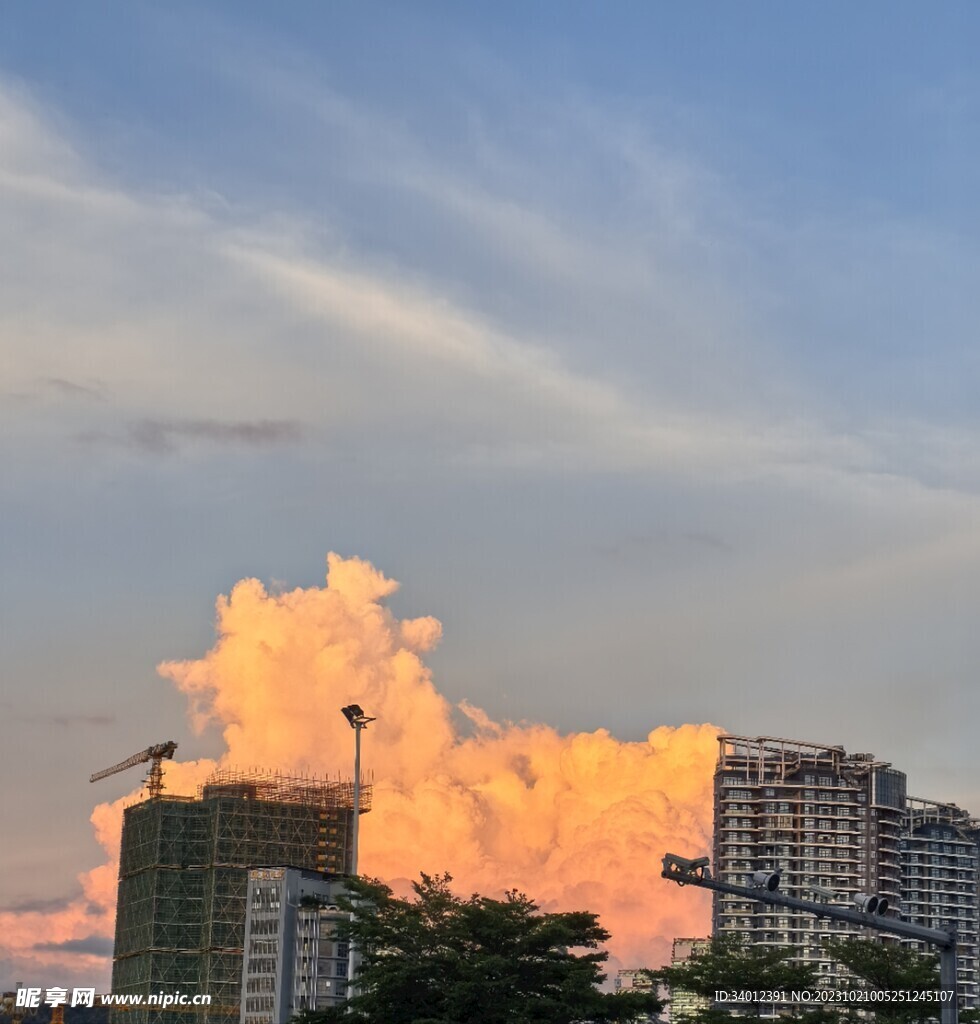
[662,855,959,1024]
[351,723,363,877]
[341,705,375,1001]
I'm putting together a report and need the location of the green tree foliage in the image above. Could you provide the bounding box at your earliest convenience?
[657,934,843,1023]
[293,873,662,1024]
[658,934,956,1024]
[822,938,944,1024]
[659,934,820,1008]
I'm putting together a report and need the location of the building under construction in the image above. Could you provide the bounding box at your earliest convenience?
[111,768,371,1024]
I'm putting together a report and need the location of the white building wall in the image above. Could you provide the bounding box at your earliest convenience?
[240,868,349,1024]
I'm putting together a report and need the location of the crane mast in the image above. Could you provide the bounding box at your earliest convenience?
[89,740,178,798]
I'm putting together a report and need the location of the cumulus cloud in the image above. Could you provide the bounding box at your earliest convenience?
[0,555,719,981]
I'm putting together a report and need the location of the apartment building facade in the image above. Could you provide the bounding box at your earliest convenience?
[712,735,980,1006]
[902,797,980,1004]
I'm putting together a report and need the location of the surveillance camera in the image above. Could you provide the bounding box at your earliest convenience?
[853,893,889,915]
[751,869,781,892]
[662,853,711,878]
[809,884,837,901]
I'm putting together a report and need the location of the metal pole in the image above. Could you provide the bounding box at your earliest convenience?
[351,723,361,876]
[662,856,959,1024]
[941,940,959,1024]
[347,722,362,996]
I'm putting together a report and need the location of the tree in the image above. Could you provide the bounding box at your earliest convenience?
[293,872,662,1024]
[822,938,946,1024]
[658,934,959,1024]
[657,934,845,1023]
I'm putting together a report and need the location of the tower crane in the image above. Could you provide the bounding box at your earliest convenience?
[89,740,178,798]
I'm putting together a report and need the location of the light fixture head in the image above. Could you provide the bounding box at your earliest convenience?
[341,704,376,728]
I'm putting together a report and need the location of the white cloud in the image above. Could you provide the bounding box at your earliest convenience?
[3,70,980,524]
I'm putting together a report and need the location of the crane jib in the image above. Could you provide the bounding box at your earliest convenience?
[89,740,178,797]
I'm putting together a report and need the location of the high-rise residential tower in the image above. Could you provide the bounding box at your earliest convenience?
[713,735,907,985]
[111,769,370,1024]
[902,797,980,1005]
[712,735,980,1006]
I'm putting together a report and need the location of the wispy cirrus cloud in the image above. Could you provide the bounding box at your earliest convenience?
[1,71,976,504]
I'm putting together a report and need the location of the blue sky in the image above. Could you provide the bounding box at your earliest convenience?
[3,0,980,985]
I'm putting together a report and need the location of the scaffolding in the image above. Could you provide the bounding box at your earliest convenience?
[200,767,372,815]
[112,769,371,1024]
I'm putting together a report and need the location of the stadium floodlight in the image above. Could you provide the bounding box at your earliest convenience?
[341,704,376,728]
[854,893,890,915]
[751,868,782,892]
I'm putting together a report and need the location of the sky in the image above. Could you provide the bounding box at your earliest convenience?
[3,0,980,989]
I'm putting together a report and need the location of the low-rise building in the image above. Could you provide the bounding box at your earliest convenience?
[240,868,350,1024]
[667,938,711,1021]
